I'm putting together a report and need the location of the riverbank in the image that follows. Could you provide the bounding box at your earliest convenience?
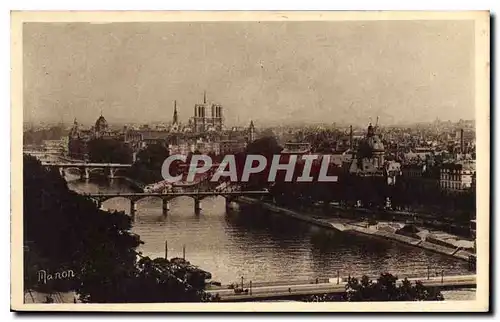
[114,176,145,192]
[328,204,472,237]
[237,197,475,263]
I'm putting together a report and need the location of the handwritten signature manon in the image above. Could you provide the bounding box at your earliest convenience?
[37,269,75,284]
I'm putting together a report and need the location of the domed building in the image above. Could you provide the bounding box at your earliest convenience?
[68,113,129,160]
[350,123,386,174]
[358,124,385,168]
[343,122,401,208]
[94,114,109,138]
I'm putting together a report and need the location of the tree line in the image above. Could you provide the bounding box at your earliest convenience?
[303,273,444,302]
[24,126,66,146]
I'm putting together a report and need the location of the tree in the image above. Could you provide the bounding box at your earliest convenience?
[128,143,170,184]
[344,273,444,301]
[302,273,444,302]
[23,155,215,302]
[240,136,283,190]
[23,155,141,296]
[23,126,66,145]
[87,138,133,164]
[245,136,283,156]
[78,256,216,303]
[115,257,215,303]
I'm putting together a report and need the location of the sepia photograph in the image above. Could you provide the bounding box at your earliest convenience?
[10,11,490,312]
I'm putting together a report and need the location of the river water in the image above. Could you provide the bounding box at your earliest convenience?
[65,174,474,300]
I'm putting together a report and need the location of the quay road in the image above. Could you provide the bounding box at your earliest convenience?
[206,275,476,302]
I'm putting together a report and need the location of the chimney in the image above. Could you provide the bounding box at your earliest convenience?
[460,128,464,154]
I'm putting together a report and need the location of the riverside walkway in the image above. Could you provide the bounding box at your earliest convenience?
[206,275,476,302]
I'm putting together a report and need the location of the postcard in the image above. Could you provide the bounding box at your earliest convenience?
[11,10,490,312]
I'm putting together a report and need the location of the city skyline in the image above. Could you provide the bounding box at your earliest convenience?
[23,20,475,126]
[22,116,475,129]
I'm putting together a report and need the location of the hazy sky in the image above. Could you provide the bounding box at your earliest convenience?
[23,20,475,126]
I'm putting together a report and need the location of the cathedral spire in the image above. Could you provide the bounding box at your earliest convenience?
[173,100,178,124]
[248,120,256,142]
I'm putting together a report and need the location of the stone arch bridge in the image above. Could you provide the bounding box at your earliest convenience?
[80,191,270,221]
[41,162,132,180]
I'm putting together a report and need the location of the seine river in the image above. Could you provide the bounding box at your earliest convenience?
[65,174,474,300]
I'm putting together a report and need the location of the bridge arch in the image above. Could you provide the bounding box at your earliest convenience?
[163,194,199,203]
[197,194,230,202]
[92,196,138,219]
[62,167,83,175]
[133,195,168,204]
[87,167,106,175]
[93,195,133,205]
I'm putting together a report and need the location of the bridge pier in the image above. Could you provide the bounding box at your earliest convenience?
[80,167,89,180]
[108,167,115,179]
[130,200,137,222]
[194,199,202,213]
[59,167,66,178]
[225,198,232,211]
[162,199,170,216]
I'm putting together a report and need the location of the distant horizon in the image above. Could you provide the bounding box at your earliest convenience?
[23,116,475,130]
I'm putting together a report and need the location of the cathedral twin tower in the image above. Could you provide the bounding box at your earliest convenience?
[172,91,224,133]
